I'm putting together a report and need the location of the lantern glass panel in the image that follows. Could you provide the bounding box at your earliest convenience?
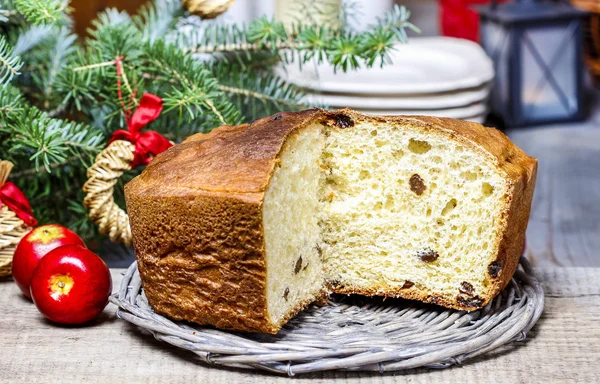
[481,20,510,107]
[520,23,578,122]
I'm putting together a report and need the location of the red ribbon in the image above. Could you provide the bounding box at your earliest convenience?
[109,93,172,168]
[440,0,510,42]
[0,182,37,227]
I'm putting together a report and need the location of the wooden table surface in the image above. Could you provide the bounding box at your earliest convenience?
[1,267,599,383]
[2,112,600,382]
[508,125,600,269]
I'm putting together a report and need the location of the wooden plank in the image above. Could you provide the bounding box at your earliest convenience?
[1,268,599,383]
[507,126,600,268]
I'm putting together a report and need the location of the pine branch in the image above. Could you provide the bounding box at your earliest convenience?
[219,84,306,110]
[67,32,241,131]
[91,7,131,28]
[13,0,68,26]
[64,197,100,239]
[324,33,361,72]
[210,61,311,120]
[0,85,24,119]
[133,0,182,44]
[180,5,418,71]
[39,27,76,107]
[190,40,299,54]
[88,10,143,61]
[181,22,299,54]
[12,168,99,240]
[10,154,79,178]
[54,50,104,112]
[140,40,240,126]
[12,24,54,56]
[60,11,144,123]
[1,106,104,172]
[0,35,22,86]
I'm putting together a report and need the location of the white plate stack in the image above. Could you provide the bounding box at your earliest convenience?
[278,37,494,123]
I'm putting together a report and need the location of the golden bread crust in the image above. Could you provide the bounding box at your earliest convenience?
[125,108,537,332]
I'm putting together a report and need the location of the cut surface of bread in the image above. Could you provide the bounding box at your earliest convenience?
[263,124,324,327]
[320,119,509,308]
[125,109,537,334]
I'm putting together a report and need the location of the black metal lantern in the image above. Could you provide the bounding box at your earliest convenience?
[477,0,587,127]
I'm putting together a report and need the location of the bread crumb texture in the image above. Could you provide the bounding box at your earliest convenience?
[319,120,507,304]
[263,124,324,325]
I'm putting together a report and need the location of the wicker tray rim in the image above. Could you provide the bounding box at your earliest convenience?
[110,257,544,376]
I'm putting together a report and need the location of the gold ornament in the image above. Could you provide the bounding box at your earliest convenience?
[0,161,35,277]
[182,0,236,19]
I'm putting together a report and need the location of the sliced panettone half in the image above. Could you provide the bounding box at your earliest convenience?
[125,109,537,334]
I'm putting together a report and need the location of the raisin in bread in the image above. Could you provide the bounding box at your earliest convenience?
[125,109,537,334]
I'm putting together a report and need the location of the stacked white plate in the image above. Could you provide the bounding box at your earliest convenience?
[277,37,494,123]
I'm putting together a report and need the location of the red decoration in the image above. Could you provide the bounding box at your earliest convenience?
[109,57,172,168]
[109,93,172,168]
[0,181,37,227]
[441,0,509,42]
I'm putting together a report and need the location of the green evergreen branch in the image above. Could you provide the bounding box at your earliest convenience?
[55,53,103,112]
[10,154,79,178]
[0,35,22,86]
[219,84,305,109]
[88,13,143,61]
[40,27,76,107]
[325,33,361,72]
[247,16,289,49]
[211,61,310,119]
[12,25,55,56]
[133,0,182,43]
[182,26,299,55]
[0,85,24,119]
[1,107,103,172]
[188,40,299,54]
[181,5,417,71]
[13,0,68,26]
[72,60,117,72]
[141,41,240,126]
[92,7,131,29]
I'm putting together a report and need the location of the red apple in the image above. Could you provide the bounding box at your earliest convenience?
[30,245,112,325]
[12,224,86,298]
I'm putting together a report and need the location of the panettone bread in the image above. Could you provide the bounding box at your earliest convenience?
[125,109,537,334]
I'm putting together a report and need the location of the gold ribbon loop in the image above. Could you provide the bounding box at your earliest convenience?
[83,140,135,247]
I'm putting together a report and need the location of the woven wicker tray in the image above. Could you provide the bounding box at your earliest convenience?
[110,257,544,376]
